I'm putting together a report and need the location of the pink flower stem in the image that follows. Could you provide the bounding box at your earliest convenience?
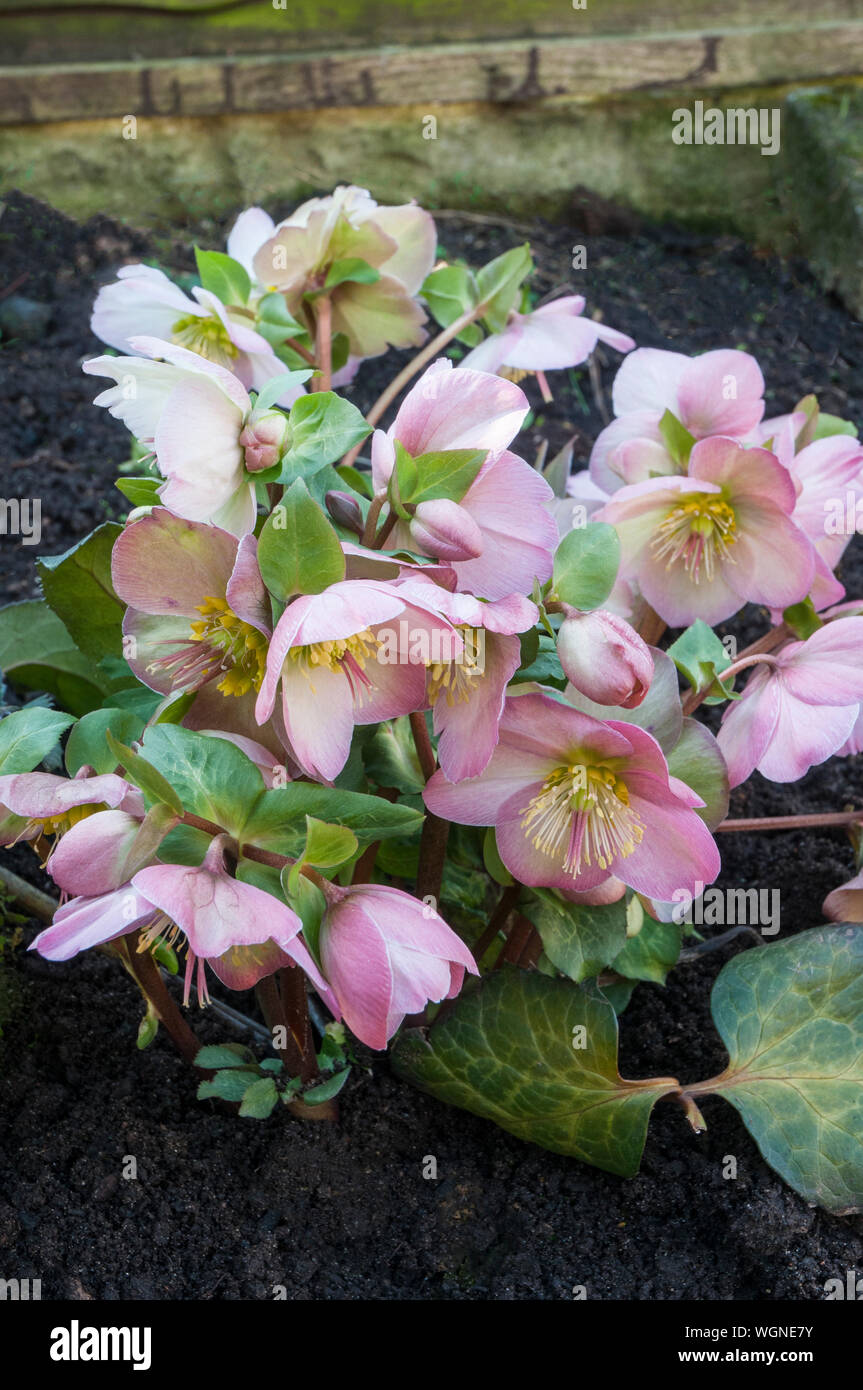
[717,810,863,833]
[409,711,450,907]
[681,652,779,716]
[314,294,333,392]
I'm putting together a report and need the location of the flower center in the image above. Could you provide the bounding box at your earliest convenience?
[650,493,737,583]
[426,627,484,705]
[30,801,102,842]
[287,628,381,700]
[171,313,238,368]
[520,763,644,878]
[187,597,268,697]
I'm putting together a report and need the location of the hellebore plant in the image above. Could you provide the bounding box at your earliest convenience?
[3,187,863,1212]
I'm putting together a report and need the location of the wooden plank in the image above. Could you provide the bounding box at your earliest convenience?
[2,1,863,67]
[2,27,863,125]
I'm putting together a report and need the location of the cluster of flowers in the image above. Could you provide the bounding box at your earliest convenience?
[4,185,863,1070]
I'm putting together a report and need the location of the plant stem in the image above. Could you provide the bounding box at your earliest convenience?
[278,966,319,1085]
[682,652,779,716]
[717,810,863,833]
[340,303,486,469]
[636,604,667,646]
[314,294,333,392]
[284,336,317,367]
[120,934,202,1067]
[472,884,521,965]
[408,711,449,906]
[360,494,385,547]
[373,512,398,550]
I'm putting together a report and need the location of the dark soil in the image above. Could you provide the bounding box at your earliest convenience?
[1,191,862,1301]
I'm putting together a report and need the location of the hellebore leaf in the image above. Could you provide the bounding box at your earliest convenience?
[553,521,620,611]
[323,257,380,290]
[665,716,729,829]
[521,889,629,983]
[105,729,185,817]
[37,522,125,663]
[363,718,426,795]
[241,784,423,856]
[611,915,682,985]
[253,370,312,414]
[195,1044,257,1069]
[667,620,734,704]
[0,599,106,715]
[277,393,370,483]
[65,707,145,776]
[813,412,858,441]
[194,248,251,306]
[705,925,863,1215]
[257,478,346,601]
[198,1069,261,1103]
[301,815,358,870]
[406,449,487,506]
[658,408,696,468]
[476,244,534,332]
[0,707,76,775]
[239,1076,280,1118]
[542,436,576,500]
[393,970,677,1175]
[420,264,482,346]
[138,725,264,832]
[115,476,162,509]
[303,1068,351,1105]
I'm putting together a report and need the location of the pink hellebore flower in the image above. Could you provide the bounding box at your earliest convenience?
[255,579,461,783]
[557,608,653,709]
[0,768,143,846]
[596,437,815,627]
[824,870,863,924]
[250,186,436,358]
[461,294,634,384]
[424,688,719,900]
[318,882,478,1050]
[396,578,539,781]
[84,337,299,536]
[716,617,863,787]
[590,347,765,492]
[90,264,301,404]
[371,359,558,600]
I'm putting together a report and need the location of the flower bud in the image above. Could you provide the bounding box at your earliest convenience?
[240,409,290,473]
[557,608,653,709]
[408,499,483,562]
[325,489,364,536]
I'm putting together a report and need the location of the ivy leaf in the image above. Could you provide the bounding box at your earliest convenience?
[707,925,863,1214]
[0,707,76,775]
[392,969,677,1175]
[37,522,125,663]
[194,248,251,306]
[520,888,628,982]
[194,1044,257,1069]
[198,1069,261,1103]
[553,522,620,610]
[257,478,346,600]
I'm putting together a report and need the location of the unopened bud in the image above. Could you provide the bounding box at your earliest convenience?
[557,608,653,709]
[409,499,483,562]
[240,409,290,473]
[326,490,364,536]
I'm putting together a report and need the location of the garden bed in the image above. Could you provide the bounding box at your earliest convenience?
[0,191,861,1300]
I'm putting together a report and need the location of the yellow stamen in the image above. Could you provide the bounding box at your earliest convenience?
[521,763,644,878]
[499,366,531,384]
[650,493,737,584]
[171,312,238,368]
[426,626,485,706]
[189,595,267,697]
[286,628,380,696]
[36,802,102,839]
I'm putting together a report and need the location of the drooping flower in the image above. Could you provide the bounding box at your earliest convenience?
[716,617,863,787]
[250,185,436,358]
[590,347,766,492]
[823,869,863,923]
[424,688,719,899]
[461,294,634,388]
[255,579,461,783]
[317,881,478,1049]
[395,578,538,781]
[0,768,143,847]
[556,607,653,709]
[90,264,301,403]
[371,359,557,600]
[596,436,815,626]
[84,337,301,536]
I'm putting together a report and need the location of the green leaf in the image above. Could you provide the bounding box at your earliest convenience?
[105,729,185,816]
[405,449,487,506]
[194,1043,257,1069]
[198,1069,261,1103]
[136,1003,159,1050]
[392,970,677,1175]
[194,248,251,306]
[324,257,380,290]
[241,783,422,856]
[0,707,76,775]
[303,1067,351,1105]
[363,717,425,794]
[667,620,734,703]
[708,926,863,1214]
[658,408,696,468]
[282,868,326,958]
[521,889,628,982]
[37,523,125,664]
[277,393,370,483]
[65,707,145,776]
[253,372,311,414]
[553,522,620,610]
[301,815,358,870]
[420,264,482,345]
[254,291,308,351]
[239,1075,279,1118]
[476,244,533,332]
[542,436,575,500]
[0,599,106,715]
[665,717,729,830]
[482,827,514,888]
[813,412,858,441]
[115,476,161,509]
[783,597,822,641]
[139,724,264,832]
[258,478,346,601]
[612,915,681,985]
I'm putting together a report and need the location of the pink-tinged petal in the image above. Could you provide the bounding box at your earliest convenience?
[121,610,195,694]
[611,347,690,416]
[636,545,744,627]
[153,377,245,510]
[499,688,634,764]
[454,449,557,599]
[755,682,857,783]
[208,939,299,991]
[409,498,484,561]
[618,773,720,899]
[369,204,437,294]
[208,481,258,540]
[0,771,135,820]
[690,437,797,514]
[725,502,815,610]
[238,349,307,405]
[91,264,198,354]
[480,592,540,635]
[332,274,427,358]
[352,643,427,726]
[320,909,393,1050]
[279,662,356,783]
[779,618,863,704]
[346,884,477,971]
[459,331,514,374]
[616,437,678,486]
[225,533,270,634]
[824,870,863,923]
[371,428,396,495]
[128,335,251,415]
[47,810,145,897]
[716,667,781,787]
[227,206,276,277]
[253,223,314,294]
[30,886,155,961]
[423,743,559,826]
[589,412,669,492]
[561,877,627,907]
[564,644,683,753]
[112,508,237,617]
[434,630,522,781]
[389,359,528,456]
[83,354,188,442]
[677,349,764,438]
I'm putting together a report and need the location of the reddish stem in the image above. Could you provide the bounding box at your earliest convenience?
[717,810,863,833]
